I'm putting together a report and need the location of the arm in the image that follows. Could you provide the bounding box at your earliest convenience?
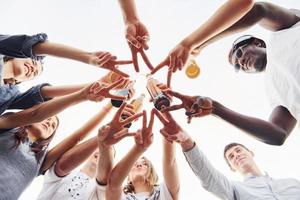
[213,101,296,145]
[96,142,115,185]
[118,0,139,24]
[164,90,295,145]
[165,130,235,200]
[41,84,88,99]
[194,2,300,52]
[162,139,179,200]
[106,110,153,200]
[0,89,87,129]
[33,41,93,65]
[41,103,113,173]
[52,137,98,176]
[182,0,255,50]
[106,145,145,199]
[181,137,235,200]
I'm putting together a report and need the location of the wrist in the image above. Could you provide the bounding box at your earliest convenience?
[180,37,195,50]
[180,137,195,152]
[212,100,221,115]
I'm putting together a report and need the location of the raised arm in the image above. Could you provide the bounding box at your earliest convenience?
[162,127,235,200]
[152,0,255,79]
[118,0,153,72]
[94,103,143,186]
[193,2,300,53]
[41,103,113,173]
[153,110,180,199]
[106,110,153,200]
[163,90,296,145]
[40,71,127,99]
[0,79,125,130]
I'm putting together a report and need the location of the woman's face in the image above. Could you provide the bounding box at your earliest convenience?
[128,158,149,182]
[11,58,42,82]
[26,116,58,140]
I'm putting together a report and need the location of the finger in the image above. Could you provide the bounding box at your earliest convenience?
[125,103,134,109]
[114,60,133,65]
[123,107,135,116]
[116,102,127,117]
[165,90,185,100]
[167,68,173,88]
[161,104,184,112]
[152,109,168,125]
[151,59,168,74]
[106,93,127,100]
[106,79,126,90]
[98,53,113,66]
[90,82,101,93]
[110,67,129,78]
[130,47,139,72]
[126,34,142,49]
[169,55,176,73]
[121,112,143,126]
[162,111,175,122]
[142,110,147,128]
[139,50,154,70]
[113,128,128,138]
[148,109,155,130]
[178,59,184,71]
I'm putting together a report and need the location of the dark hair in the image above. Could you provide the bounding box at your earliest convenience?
[14,116,59,162]
[223,142,250,169]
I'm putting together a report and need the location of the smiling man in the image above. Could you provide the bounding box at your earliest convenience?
[162,128,300,200]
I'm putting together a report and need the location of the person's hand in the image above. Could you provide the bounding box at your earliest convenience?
[161,90,213,123]
[89,51,131,77]
[151,42,192,87]
[152,109,181,135]
[99,72,131,90]
[82,79,129,102]
[149,82,172,102]
[98,103,143,146]
[125,20,153,72]
[134,110,154,149]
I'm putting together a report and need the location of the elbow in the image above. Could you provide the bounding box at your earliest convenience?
[265,131,288,146]
[236,0,255,11]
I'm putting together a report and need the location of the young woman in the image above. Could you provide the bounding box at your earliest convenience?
[0,33,132,116]
[0,79,125,199]
[37,102,142,200]
[106,109,180,200]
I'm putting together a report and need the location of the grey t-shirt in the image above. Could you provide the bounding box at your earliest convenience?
[0,128,47,200]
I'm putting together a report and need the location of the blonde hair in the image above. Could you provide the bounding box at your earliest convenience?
[123,156,159,195]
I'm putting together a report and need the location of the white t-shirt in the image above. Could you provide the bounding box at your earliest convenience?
[264,9,300,120]
[120,182,173,200]
[37,165,106,200]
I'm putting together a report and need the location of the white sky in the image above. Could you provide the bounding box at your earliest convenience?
[1,0,300,199]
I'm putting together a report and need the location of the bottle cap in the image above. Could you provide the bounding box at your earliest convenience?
[185,60,200,79]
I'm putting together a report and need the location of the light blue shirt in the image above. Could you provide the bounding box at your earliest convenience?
[184,145,300,200]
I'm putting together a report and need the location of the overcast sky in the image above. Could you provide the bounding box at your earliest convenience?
[1,0,300,199]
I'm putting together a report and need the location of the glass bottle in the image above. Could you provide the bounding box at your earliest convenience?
[111,81,135,107]
[122,94,145,128]
[185,56,200,79]
[146,77,170,110]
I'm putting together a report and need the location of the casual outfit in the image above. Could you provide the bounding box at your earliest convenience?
[264,9,300,121]
[121,182,173,200]
[0,33,50,115]
[37,165,106,200]
[184,144,300,200]
[0,128,47,200]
